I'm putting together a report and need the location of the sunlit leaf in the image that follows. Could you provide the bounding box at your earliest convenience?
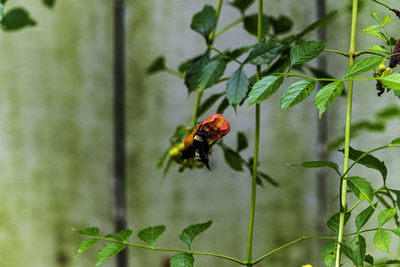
[288,160,340,175]
[373,228,391,253]
[392,137,400,144]
[75,238,98,257]
[138,225,166,247]
[290,41,325,66]
[314,81,345,118]
[355,203,377,230]
[248,75,283,105]
[347,176,374,203]
[368,45,388,53]
[226,67,249,105]
[79,227,100,237]
[378,207,397,227]
[380,73,400,90]
[179,221,212,247]
[280,80,315,110]
[190,5,216,41]
[363,25,386,40]
[96,242,125,266]
[344,56,383,78]
[296,11,337,40]
[170,253,194,267]
[382,15,391,25]
[321,240,337,266]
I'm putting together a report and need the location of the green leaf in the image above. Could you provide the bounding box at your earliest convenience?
[321,240,337,266]
[382,15,391,25]
[1,8,36,31]
[243,13,270,37]
[347,176,374,203]
[370,12,380,23]
[106,229,133,242]
[296,11,338,40]
[350,235,366,266]
[222,146,243,171]
[344,56,383,78]
[385,259,400,264]
[248,41,284,65]
[339,147,387,182]
[96,242,125,266]
[138,225,166,247]
[42,0,55,8]
[76,238,98,257]
[190,5,216,41]
[289,160,340,175]
[170,125,188,144]
[170,253,194,267]
[373,228,391,253]
[237,132,248,151]
[355,203,377,231]
[179,221,212,247]
[327,212,351,235]
[226,67,249,105]
[280,80,316,110]
[198,93,225,118]
[230,0,254,14]
[269,15,293,35]
[0,3,3,22]
[157,148,169,169]
[395,88,400,99]
[363,25,386,40]
[390,227,400,237]
[198,58,226,91]
[392,137,400,144]
[341,243,359,266]
[378,207,397,227]
[184,54,209,93]
[216,97,230,113]
[248,75,283,105]
[147,56,166,75]
[314,81,345,118]
[380,73,400,90]
[364,254,374,264]
[306,65,335,87]
[368,45,388,53]
[290,41,325,66]
[79,227,100,237]
[225,46,252,60]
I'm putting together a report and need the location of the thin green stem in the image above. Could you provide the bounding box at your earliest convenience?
[346,199,362,213]
[215,17,244,38]
[372,0,391,10]
[191,89,203,127]
[165,67,184,79]
[246,1,263,265]
[335,0,358,266]
[209,0,224,43]
[252,236,335,264]
[209,45,243,65]
[98,237,246,265]
[325,48,350,57]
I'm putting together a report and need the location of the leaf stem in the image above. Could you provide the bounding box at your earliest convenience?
[165,67,184,79]
[208,45,243,65]
[252,236,335,264]
[246,0,263,265]
[215,17,244,39]
[209,0,224,43]
[191,89,203,127]
[335,0,358,265]
[98,237,247,265]
[325,48,350,57]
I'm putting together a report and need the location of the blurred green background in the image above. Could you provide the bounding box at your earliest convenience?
[0,0,399,266]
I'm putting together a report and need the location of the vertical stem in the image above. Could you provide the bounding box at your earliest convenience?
[335,0,358,266]
[113,0,128,266]
[191,89,203,127]
[246,0,263,265]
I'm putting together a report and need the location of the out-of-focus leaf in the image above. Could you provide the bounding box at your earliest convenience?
[364,254,374,264]
[237,132,248,151]
[1,8,36,31]
[222,146,243,171]
[198,92,225,118]
[296,10,338,40]
[230,0,254,14]
[147,56,166,75]
[157,149,169,169]
[184,54,209,93]
[42,0,56,8]
[373,228,391,253]
[198,58,226,90]
[288,160,340,175]
[79,227,100,237]
[269,15,293,35]
[190,5,216,41]
[216,97,230,113]
[243,13,270,37]
[363,24,386,40]
[106,230,132,242]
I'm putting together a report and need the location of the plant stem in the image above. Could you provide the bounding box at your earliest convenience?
[215,17,244,38]
[325,48,350,57]
[209,0,224,43]
[208,45,243,65]
[252,236,335,264]
[98,237,247,265]
[335,0,358,266]
[191,89,203,127]
[246,1,263,265]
